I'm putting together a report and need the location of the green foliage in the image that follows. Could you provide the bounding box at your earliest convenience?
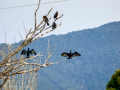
[106,69,120,90]
[107,87,116,90]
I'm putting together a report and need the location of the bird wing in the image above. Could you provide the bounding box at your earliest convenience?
[43,16,48,22]
[21,49,27,55]
[54,14,57,18]
[72,52,81,57]
[54,12,58,18]
[30,49,37,55]
[61,52,69,57]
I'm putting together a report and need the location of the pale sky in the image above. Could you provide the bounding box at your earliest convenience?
[0,0,120,44]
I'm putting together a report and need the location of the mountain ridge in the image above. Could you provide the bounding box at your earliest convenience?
[0,21,120,90]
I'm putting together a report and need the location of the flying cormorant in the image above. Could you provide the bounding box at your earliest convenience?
[61,50,81,59]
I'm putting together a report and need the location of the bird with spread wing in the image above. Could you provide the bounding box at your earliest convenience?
[61,50,81,59]
[21,48,37,58]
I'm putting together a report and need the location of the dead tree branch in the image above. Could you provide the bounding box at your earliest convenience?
[0,0,66,88]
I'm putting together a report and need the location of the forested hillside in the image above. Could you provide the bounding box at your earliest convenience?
[0,21,120,90]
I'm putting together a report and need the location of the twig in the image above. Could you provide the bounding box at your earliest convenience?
[0,76,9,88]
[18,31,23,40]
[35,0,41,30]
[22,21,28,35]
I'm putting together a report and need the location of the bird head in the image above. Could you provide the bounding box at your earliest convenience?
[56,11,59,15]
[69,50,71,53]
[43,16,46,18]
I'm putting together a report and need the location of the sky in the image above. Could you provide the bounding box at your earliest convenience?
[0,0,120,44]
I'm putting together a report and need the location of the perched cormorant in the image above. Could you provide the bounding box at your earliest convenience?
[61,50,81,59]
[52,23,57,29]
[53,11,59,19]
[43,16,49,26]
[21,48,37,58]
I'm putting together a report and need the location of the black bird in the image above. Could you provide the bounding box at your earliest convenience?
[61,50,81,59]
[52,23,57,29]
[43,16,49,26]
[21,48,37,58]
[53,11,59,20]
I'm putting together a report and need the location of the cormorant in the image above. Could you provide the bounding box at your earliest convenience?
[21,48,37,58]
[53,11,59,19]
[52,23,57,29]
[43,16,49,26]
[61,50,81,59]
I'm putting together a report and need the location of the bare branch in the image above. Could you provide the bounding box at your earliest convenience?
[0,0,66,88]
[18,31,23,40]
[35,0,41,30]
[45,45,56,63]
[22,21,28,35]
[0,76,9,88]
[4,29,7,44]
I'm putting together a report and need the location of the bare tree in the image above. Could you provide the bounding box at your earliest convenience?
[0,0,66,89]
[2,64,37,90]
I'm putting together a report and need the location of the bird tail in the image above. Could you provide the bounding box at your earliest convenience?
[47,22,49,26]
[67,57,70,59]
[52,27,55,29]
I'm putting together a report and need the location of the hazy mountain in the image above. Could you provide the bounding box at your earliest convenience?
[0,21,120,90]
